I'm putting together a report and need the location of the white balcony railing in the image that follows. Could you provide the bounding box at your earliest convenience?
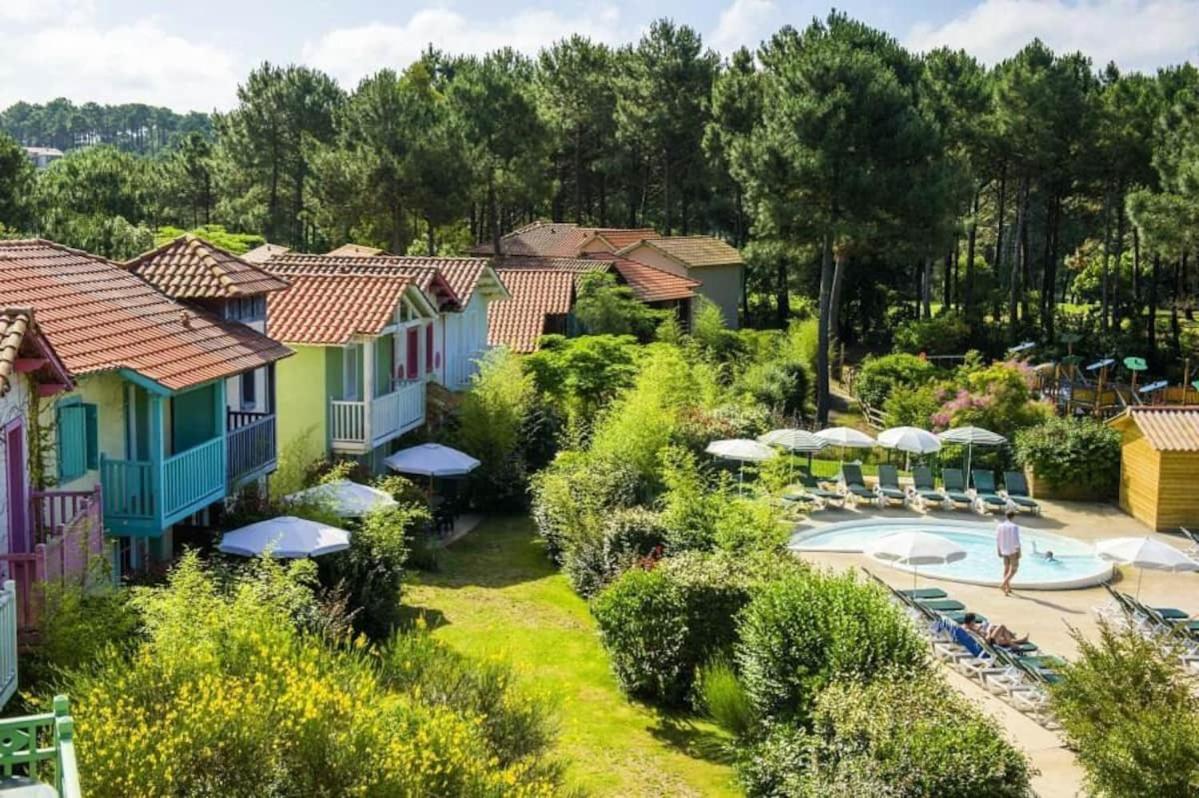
[330,381,425,449]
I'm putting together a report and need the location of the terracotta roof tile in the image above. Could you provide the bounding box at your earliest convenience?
[266,273,413,345]
[473,221,662,258]
[580,228,659,252]
[1115,407,1199,451]
[595,255,700,302]
[124,235,290,299]
[325,243,385,257]
[0,308,31,396]
[488,270,576,353]
[0,240,291,392]
[492,255,611,275]
[241,243,291,264]
[621,235,743,267]
[263,253,474,307]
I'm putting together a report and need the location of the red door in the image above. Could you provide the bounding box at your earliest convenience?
[4,420,28,554]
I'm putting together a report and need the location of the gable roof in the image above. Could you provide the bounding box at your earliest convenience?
[262,253,470,309]
[619,235,743,268]
[489,269,576,353]
[595,255,700,302]
[492,255,612,275]
[266,273,428,346]
[0,308,73,397]
[242,243,291,264]
[577,228,659,253]
[1111,407,1199,451]
[0,240,292,393]
[325,243,385,257]
[474,221,664,258]
[124,235,290,299]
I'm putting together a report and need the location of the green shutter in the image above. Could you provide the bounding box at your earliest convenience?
[57,403,86,482]
[84,403,99,470]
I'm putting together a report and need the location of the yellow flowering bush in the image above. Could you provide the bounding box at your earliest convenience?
[57,553,561,797]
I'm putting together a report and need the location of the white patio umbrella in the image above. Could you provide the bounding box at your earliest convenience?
[218,516,351,559]
[866,530,968,590]
[877,426,941,470]
[937,426,1007,476]
[815,426,876,466]
[384,443,481,477]
[1095,536,1199,598]
[706,439,777,491]
[285,479,398,518]
[757,429,828,480]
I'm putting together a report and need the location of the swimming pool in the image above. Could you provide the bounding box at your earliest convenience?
[788,518,1113,590]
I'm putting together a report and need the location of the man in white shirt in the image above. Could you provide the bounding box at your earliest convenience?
[996,510,1021,596]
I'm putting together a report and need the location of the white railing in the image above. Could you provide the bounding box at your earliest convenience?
[446,348,486,391]
[0,581,18,708]
[330,400,366,445]
[330,382,425,447]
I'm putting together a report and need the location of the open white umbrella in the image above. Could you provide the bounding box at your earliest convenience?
[1095,536,1199,598]
[218,516,351,559]
[384,443,481,477]
[866,530,967,589]
[937,426,1007,476]
[878,426,941,470]
[815,426,876,466]
[286,479,398,518]
[758,429,828,480]
[706,439,777,491]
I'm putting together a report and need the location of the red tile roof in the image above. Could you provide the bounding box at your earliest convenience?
[620,235,743,267]
[325,243,384,257]
[489,270,576,353]
[242,243,291,264]
[492,255,612,274]
[124,235,289,299]
[266,273,416,345]
[0,240,291,392]
[473,221,661,258]
[0,308,73,396]
[262,253,473,308]
[579,228,659,252]
[597,255,700,302]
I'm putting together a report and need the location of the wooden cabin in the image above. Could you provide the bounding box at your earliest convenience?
[1109,407,1199,530]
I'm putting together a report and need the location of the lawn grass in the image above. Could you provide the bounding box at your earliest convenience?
[404,515,740,798]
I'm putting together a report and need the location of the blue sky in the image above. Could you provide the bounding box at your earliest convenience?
[0,0,1195,111]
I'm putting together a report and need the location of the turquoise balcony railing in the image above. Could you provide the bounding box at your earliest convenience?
[0,696,82,797]
[227,411,277,488]
[101,436,226,536]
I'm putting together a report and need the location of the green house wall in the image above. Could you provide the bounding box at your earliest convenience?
[276,345,331,473]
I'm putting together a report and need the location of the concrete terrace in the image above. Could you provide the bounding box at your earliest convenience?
[790,498,1199,798]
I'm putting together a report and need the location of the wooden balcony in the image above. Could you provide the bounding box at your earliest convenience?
[227,410,277,488]
[330,381,425,453]
[101,436,226,536]
[0,696,82,797]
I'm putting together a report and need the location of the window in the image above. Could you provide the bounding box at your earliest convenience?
[57,400,98,482]
[240,371,257,409]
[344,345,361,400]
[425,323,434,374]
[226,296,266,323]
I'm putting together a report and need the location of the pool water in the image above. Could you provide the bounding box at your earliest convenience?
[789,519,1113,590]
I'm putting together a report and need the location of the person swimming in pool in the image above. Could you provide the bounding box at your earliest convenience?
[1031,540,1058,563]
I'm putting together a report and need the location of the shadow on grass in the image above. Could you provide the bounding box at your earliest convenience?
[411,514,561,591]
[646,711,737,767]
[396,605,451,631]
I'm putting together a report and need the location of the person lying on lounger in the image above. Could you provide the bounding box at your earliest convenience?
[962,612,1029,648]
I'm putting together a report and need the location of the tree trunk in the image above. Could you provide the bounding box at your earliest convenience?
[1148,252,1160,368]
[661,151,671,236]
[488,172,501,256]
[425,217,435,256]
[574,125,583,225]
[816,233,835,424]
[1100,191,1111,332]
[1113,189,1127,328]
[994,164,1009,322]
[776,260,790,327]
[1185,252,1193,322]
[924,256,934,318]
[829,247,848,350]
[964,188,979,321]
[1009,176,1025,337]
[1045,196,1060,341]
[1171,257,1183,357]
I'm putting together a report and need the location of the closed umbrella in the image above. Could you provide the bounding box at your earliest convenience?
[286,479,397,518]
[815,427,876,465]
[937,426,1006,476]
[1095,536,1199,598]
[706,439,777,491]
[758,429,828,479]
[218,516,351,559]
[866,530,967,590]
[878,426,941,470]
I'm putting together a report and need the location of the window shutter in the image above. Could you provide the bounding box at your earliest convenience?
[406,328,419,379]
[84,403,99,470]
[56,403,86,482]
[425,324,434,373]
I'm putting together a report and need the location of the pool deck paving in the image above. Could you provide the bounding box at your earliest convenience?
[792,498,1199,798]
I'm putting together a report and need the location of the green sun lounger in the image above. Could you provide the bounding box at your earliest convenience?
[911,466,949,509]
[1002,471,1042,515]
[919,598,966,612]
[940,468,975,508]
[840,463,878,505]
[899,587,947,600]
[971,469,1010,512]
[799,473,846,507]
[876,464,908,507]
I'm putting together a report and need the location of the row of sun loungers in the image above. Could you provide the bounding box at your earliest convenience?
[1098,584,1199,674]
[865,568,1065,726]
[782,466,1041,515]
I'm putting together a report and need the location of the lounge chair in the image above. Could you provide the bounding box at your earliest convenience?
[798,472,846,508]
[876,465,909,508]
[970,469,1011,514]
[910,466,950,511]
[1002,471,1042,515]
[840,463,880,507]
[940,468,975,509]
[1182,527,1199,557]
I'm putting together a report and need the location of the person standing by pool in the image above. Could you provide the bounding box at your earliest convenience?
[996,510,1021,595]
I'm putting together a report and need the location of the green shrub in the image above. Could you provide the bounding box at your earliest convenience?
[524,333,639,422]
[1051,619,1199,798]
[932,360,1054,440]
[573,272,668,338]
[736,723,814,797]
[882,382,944,428]
[530,451,640,563]
[735,570,927,724]
[25,579,139,693]
[892,312,972,356]
[562,507,668,597]
[739,360,811,418]
[796,675,1033,797]
[591,567,689,702]
[854,353,938,409]
[694,657,757,737]
[1015,416,1120,497]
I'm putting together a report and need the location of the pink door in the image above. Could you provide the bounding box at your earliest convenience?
[4,420,28,554]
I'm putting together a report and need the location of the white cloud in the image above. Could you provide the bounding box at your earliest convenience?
[709,0,779,55]
[906,0,1199,71]
[0,0,94,24]
[303,5,624,87]
[0,19,240,111]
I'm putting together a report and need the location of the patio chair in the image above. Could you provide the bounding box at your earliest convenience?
[970,469,1011,514]
[1181,527,1199,557]
[799,472,846,508]
[1002,471,1042,515]
[910,466,951,511]
[940,468,975,509]
[840,463,880,507]
[876,465,909,508]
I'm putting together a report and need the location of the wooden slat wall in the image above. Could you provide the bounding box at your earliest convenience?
[1153,451,1199,529]
[1119,426,1161,530]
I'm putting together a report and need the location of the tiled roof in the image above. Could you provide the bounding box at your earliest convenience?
[263,253,470,307]
[124,235,289,299]
[621,235,743,267]
[0,309,31,396]
[326,243,385,257]
[489,270,576,353]
[241,243,291,264]
[266,273,415,345]
[599,256,700,302]
[580,228,659,252]
[1115,407,1199,451]
[0,240,292,392]
[492,255,612,274]
[474,221,663,258]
